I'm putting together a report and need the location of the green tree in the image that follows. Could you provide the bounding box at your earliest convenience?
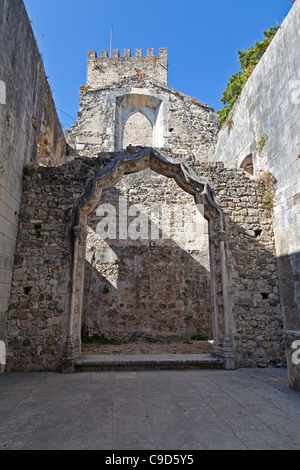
[217,26,279,127]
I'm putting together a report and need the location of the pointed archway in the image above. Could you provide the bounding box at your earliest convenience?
[122,112,153,148]
[61,148,236,372]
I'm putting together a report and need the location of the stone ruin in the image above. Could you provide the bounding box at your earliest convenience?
[6,148,284,373]
[1,0,299,391]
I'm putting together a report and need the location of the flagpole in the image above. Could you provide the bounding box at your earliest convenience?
[110,27,113,57]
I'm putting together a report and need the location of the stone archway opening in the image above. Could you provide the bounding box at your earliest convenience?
[63,148,235,372]
[113,92,168,150]
[82,167,213,351]
[240,154,254,175]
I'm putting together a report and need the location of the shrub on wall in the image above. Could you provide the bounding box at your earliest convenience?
[217,26,279,127]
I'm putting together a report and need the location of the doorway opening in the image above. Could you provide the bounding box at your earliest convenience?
[81,168,213,355]
[63,148,234,371]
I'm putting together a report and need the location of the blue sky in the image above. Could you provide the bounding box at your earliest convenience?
[23,0,294,130]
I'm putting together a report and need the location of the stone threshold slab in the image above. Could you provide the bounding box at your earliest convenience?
[74,354,224,372]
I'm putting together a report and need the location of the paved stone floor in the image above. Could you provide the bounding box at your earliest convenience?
[0,367,300,450]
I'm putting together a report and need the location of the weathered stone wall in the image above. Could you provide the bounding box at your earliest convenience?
[65,75,219,159]
[83,169,212,342]
[86,48,168,89]
[194,161,284,368]
[0,0,66,361]
[209,0,300,385]
[122,112,153,148]
[5,151,285,371]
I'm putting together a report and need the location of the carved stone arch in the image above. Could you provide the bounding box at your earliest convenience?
[62,148,236,372]
[240,154,254,176]
[111,90,169,151]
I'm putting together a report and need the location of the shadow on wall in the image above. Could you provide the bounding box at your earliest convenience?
[4,156,288,372]
[80,178,286,367]
[276,252,300,332]
[225,218,284,367]
[82,186,212,342]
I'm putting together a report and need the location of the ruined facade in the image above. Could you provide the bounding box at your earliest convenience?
[5,149,284,372]
[208,0,300,389]
[65,48,219,159]
[64,48,220,347]
[0,0,66,372]
[1,0,300,392]
[83,170,212,343]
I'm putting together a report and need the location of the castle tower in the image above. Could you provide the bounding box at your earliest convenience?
[65,46,218,158]
[86,48,168,88]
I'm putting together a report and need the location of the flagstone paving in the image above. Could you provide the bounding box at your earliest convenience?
[0,368,300,450]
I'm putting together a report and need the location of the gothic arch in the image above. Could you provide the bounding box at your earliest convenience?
[112,91,169,150]
[61,148,236,372]
[240,154,254,175]
[122,111,153,148]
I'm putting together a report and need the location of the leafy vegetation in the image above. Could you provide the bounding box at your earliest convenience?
[184,335,211,344]
[191,334,210,342]
[256,171,276,215]
[183,339,193,345]
[81,332,120,345]
[217,26,279,127]
[256,133,267,156]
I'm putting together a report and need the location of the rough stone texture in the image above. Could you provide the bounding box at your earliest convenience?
[122,112,153,148]
[0,0,66,351]
[86,48,168,89]
[209,0,300,388]
[65,50,219,159]
[1,0,298,394]
[81,339,213,356]
[1,369,300,450]
[5,149,284,372]
[83,169,212,342]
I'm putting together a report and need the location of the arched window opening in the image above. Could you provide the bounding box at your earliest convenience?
[240,154,254,176]
[122,112,153,149]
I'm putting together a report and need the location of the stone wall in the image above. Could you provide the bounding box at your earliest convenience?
[0,0,66,363]
[195,161,284,368]
[209,0,300,387]
[5,150,285,372]
[83,169,212,342]
[65,74,219,159]
[122,112,153,148]
[86,48,168,89]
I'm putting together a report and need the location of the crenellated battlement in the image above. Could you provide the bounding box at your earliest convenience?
[86,48,168,88]
[94,48,167,59]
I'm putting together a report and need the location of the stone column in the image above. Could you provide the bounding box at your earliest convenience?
[60,225,83,373]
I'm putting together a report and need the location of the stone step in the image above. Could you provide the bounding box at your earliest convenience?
[74,354,224,372]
